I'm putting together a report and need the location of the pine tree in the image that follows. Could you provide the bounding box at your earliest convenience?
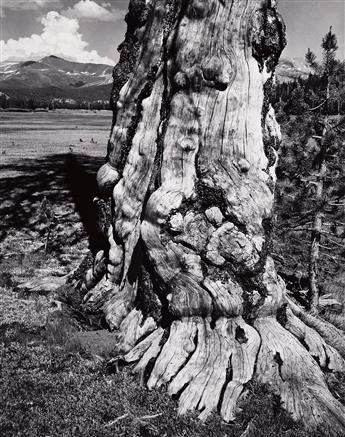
[304,27,344,312]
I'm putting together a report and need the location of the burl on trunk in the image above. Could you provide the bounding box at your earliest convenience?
[78,0,345,433]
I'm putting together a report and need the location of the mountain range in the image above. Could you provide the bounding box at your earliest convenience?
[0,56,113,102]
[0,55,310,103]
[275,57,312,82]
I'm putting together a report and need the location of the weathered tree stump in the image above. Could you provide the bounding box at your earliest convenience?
[79,0,345,433]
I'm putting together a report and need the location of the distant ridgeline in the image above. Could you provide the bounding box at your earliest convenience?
[3,55,345,112]
[274,56,345,116]
[0,56,113,110]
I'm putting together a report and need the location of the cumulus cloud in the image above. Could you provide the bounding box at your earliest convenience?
[61,0,125,22]
[2,0,62,12]
[0,11,114,64]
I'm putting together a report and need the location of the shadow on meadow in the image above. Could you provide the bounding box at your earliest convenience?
[0,153,105,253]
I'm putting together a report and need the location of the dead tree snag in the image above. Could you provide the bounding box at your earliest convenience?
[79,1,345,433]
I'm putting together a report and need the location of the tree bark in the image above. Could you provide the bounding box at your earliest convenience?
[79,0,345,433]
[309,159,326,312]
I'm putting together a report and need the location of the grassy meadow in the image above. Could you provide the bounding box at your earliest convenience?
[1,110,111,178]
[0,110,109,300]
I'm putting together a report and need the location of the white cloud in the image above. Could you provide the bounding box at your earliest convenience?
[0,11,114,64]
[61,0,125,22]
[2,0,62,12]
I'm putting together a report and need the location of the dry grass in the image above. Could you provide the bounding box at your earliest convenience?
[0,110,111,179]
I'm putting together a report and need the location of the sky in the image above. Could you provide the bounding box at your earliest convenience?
[0,0,344,65]
[279,0,344,60]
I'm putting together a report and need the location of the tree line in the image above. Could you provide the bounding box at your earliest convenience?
[273,27,345,314]
[0,95,111,111]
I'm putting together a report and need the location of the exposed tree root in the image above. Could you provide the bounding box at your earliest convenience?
[255,317,345,435]
[284,307,345,370]
[122,316,260,421]
[115,308,157,353]
[113,312,345,434]
[287,297,345,357]
[81,250,106,293]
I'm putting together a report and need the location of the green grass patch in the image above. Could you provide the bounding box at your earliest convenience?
[0,335,327,437]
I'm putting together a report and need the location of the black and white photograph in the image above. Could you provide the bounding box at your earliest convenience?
[1,0,345,436]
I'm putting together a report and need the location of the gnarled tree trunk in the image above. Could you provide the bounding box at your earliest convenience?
[79,0,345,433]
